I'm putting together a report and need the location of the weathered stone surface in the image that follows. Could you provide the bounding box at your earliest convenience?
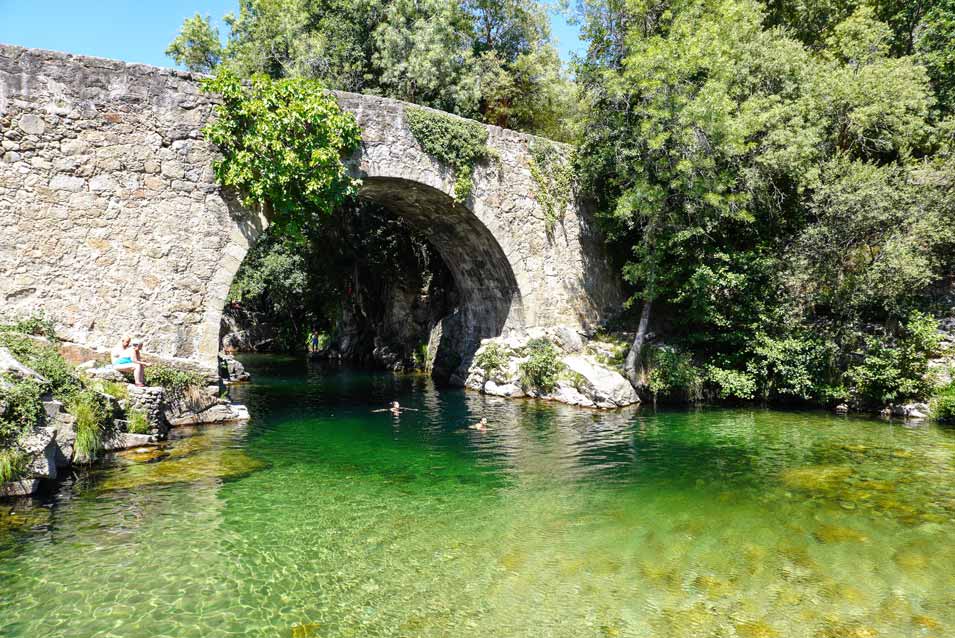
[484,381,524,398]
[562,355,639,408]
[466,332,640,409]
[18,113,45,134]
[0,479,40,497]
[0,44,620,378]
[85,367,126,382]
[218,353,250,383]
[22,427,58,480]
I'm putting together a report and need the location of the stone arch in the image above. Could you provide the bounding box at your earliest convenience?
[357,177,525,378]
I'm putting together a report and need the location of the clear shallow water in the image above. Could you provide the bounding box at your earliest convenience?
[2,355,955,638]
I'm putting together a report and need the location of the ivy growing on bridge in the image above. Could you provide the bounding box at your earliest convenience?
[528,139,575,234]
[200,70,362,239]
[405,107,490,202]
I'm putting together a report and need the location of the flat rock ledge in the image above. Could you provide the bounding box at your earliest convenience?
[465,327,639,409]
[1,349,249,498]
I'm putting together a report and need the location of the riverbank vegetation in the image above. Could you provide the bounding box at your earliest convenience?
[575,0,955,412]
[0,317,211,483]
[170,0,955,414]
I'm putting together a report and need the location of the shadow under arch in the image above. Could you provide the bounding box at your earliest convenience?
[357,176,525,382]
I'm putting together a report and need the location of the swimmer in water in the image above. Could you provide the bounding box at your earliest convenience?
[372,401,418,414]
[469,417,489,431]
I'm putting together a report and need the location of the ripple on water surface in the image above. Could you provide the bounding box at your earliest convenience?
[2,355,955,637]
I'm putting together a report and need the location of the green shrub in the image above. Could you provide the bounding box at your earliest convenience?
[749,332,838,402]
[519,338,563,392]
[932,383,955,424]
[68,390,113,461]
[845,311,941,406]
[647,347,702,401]
[145,365,206,395]
[2,312,56,339]
[0,332,81,401]
[705,366,758,401]
[474,342,510,377]
[406,108,490,202]
[0,448,28,484]
[0,376,43,446]
[126,409,151,435]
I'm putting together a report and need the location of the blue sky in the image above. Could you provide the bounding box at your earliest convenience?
[0,1,584,69]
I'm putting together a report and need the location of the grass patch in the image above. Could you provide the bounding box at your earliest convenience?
[0,448,29,484]
[126,409,151,435]
[68,390,113,461]
[145,365,206,395]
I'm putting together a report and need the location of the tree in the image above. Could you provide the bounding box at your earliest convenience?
[199,70,362,239]
[168,0,578,140]
[165,13,223,73]
[576,0,953,404]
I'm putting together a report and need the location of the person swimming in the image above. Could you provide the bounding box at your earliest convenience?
[371,401,418,414]
[469,417,489,431]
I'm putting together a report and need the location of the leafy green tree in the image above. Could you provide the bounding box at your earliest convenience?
[576,0,953,404]
[169,0,577,140]
[372,0,478,114]
[200,70,362,239]
[165,13,223,73]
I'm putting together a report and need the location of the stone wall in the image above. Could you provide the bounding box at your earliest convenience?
[0,44,620,371]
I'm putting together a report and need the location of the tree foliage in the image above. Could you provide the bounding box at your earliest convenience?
[165,13,223,73]
[200,70,362,238]
[169,0,577,140]
[576,0,955,407]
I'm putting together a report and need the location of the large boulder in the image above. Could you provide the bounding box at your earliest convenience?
[465,333,640,409]
[562,355,640,408]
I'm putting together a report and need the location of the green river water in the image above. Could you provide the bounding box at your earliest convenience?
[2,355,955,637]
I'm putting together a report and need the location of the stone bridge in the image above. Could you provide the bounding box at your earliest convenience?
[0,44,619,374]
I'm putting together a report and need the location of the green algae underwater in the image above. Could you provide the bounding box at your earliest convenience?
[2,355,955,637]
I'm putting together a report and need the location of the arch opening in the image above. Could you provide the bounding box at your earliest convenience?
[218,177,524,384]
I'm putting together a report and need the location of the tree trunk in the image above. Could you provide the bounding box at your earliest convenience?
[625,298,653,388]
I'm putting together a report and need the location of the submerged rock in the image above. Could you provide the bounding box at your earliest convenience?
[813,524,869,544]
[779,465,853,492]
[97,448,266,491]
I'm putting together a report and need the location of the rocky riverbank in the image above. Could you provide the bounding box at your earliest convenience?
[464,327,640,409]
[1,340,248,498]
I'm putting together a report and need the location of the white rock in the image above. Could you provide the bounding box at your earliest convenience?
[562,355,640,407]
[484,381,516,397]
[552,382,596,407]
[18,114,45,134]
[0,347,47,383]
[49,173,85,191]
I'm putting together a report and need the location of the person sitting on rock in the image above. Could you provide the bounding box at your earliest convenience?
[111,336,148,386]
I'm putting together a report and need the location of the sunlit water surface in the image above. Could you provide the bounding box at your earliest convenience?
[2,355,955,637]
